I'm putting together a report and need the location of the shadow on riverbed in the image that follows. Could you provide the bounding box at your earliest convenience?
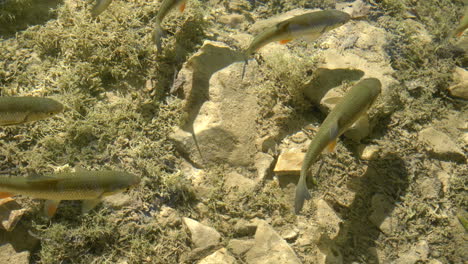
[320,152,409,263]
[0,0,63,38]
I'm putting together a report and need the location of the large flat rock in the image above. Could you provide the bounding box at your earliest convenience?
[245,220,301,264]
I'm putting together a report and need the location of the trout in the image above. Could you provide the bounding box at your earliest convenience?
[295,78,381,214]
[242,10,351,78]
[452,7,468,37]
[91,0,113,18]
[0,97,63,126]
[152,0,187,52]
[0,170,140,217]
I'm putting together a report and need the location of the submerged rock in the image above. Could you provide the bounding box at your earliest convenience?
[312,19,396,97]
[358,145,380,160]
[0,222,39,252]
[0,244,29,264]
[218,14,246,29]
[416,177,442,199]
[280,228,299,242]
[318,244,343,264]
[254,152,275,182]
[369,194,397,235]
[336,0,370,18]
[227,238,255,256]
[233,218,258,237]
[315,199,342,239]
[394,240,430,264]
[183,217,221,249]
[245,220,301,264]
[102,193,133,209]
[435,169,451,194]
[448,67,468,100]
[170,41,259,167]
[157,206,181,228]
[0,197,26,232]
[198,248,237,264]
[223,172,256,199]
[418,127,465,161]
[273,152,305,176]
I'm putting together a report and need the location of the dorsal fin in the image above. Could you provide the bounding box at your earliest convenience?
[178,2,186,12]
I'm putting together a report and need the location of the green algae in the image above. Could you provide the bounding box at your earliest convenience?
[0,0,204,262]
[0,0,466,263]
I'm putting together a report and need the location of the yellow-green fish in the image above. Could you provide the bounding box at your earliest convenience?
[0,97,63,126]
[242,10,351,78]
[295,78,381,214]
[452,7,468,37]
[457,209,468,232]
[91,0,113,18]
[152,0,188,52]
[0,170,140,217]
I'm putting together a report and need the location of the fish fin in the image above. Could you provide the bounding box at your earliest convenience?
[179,2,186,12]
[152,23,165,53]
[295,174,312,214]
[81,199,101,214]
[325,140,337,153]
[320,25,330,34]
[279,39,293,45]
[44,200,61,218]
[0,192,13,199]
[321,96,341,107]
[350,114,369,129]
[0,197,15,206]
[330,120,339,137]
[303,34,320,42]
[456,30,465,37]
[323,121,339,153]
[191,131,205,164]
[241,59,248,80]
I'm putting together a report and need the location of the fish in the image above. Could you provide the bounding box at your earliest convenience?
[152,0,187,52]
[0,170,140,217]
[0,97,64,126]
[242,10,351,79]
[452,7,468,37]
[457,209,468,231]
[91,0,113,18]
[295,78,381,214]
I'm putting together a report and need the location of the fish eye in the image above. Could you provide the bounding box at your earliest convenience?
[48,112,54,116]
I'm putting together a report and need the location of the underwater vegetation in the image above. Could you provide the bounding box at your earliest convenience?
[0,0,466,263]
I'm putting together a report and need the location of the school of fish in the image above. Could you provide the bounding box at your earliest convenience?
[1,1,466,222]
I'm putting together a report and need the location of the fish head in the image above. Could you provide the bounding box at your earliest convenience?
[25,98,64,122]
[323,10,351,31]
[361,78,382,99]
[101,172,141,196]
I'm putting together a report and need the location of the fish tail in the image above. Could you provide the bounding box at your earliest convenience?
[241,50,251,80]
[91,0,112,18]
[241,59,248,80]
[152,22,165,53]
[294,172,312,214]
[191,130,205,164]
